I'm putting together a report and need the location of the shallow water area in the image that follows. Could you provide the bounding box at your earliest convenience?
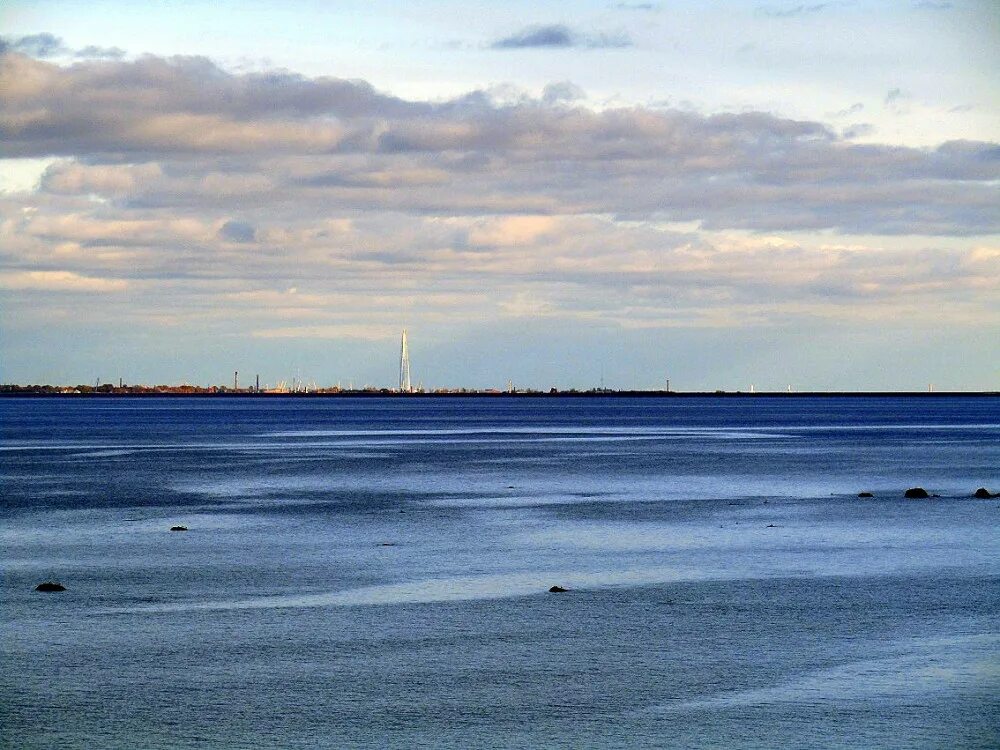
[2,396,998,749]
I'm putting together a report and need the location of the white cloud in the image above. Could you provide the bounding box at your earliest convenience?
[0,270,127,292]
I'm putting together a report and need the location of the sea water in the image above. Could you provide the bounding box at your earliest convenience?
[2,396,998,749]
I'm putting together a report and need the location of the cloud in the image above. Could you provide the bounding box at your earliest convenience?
[1,33,67,58]
[2,50,994,236]
[6,200,996,311]
[541,81,586,105]
[0,270,127,292]
[884,88,908,105]
[757,4,830,19]
[219,220,256,243]
[831,102,864,118]
[0,46,997,356]
[75,45,127,60]
[0,33,125,60]
[41,162,163,195]
[491,24,632,49]
[493,24,574,49]
[841,123,874,139]
[913,1,952,10]
[251,323,401,340]
[466,215,559,247]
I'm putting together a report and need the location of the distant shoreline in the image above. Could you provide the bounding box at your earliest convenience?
[1,390,997,398]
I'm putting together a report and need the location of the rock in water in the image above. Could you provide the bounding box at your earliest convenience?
[904,487,930,499]
[35,582,66,592]
[548,585,569,593]
[170,525,188,531]
[973,487,994,499]
[858,492,874,498]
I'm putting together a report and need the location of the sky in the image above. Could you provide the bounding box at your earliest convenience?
[0,0,998,391]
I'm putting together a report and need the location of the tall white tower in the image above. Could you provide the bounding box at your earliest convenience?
[399,329,412,393]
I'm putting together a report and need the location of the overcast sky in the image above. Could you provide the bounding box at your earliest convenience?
[1,0,998,390]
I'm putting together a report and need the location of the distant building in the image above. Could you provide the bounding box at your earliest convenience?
[399,329,412,393]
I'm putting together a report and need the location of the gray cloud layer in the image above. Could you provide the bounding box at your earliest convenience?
[1,51,997,236]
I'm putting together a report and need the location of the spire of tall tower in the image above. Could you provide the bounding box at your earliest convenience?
[399,329,412,393]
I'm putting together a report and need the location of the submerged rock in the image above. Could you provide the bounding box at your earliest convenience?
[35,582,66,592]
[548,585,569,593]
[904,487,930,499]
[169,525,188,532]
[973,487,995,499]
[858,492,874,498]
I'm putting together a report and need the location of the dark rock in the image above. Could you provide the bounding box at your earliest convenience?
[858,492,874,498]
[548,585,569,593]
[169,525,188,531]
[35,581,66,592]
[973,487,994,499]
[904,487,930,499]
[766,524,777,528]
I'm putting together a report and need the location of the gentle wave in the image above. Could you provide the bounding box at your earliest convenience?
[644,634,1000,713]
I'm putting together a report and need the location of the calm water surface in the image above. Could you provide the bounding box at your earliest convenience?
[2,396,998,748]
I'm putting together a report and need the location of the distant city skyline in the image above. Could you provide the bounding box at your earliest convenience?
[1,326,992,394]
[1,1,998,390]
